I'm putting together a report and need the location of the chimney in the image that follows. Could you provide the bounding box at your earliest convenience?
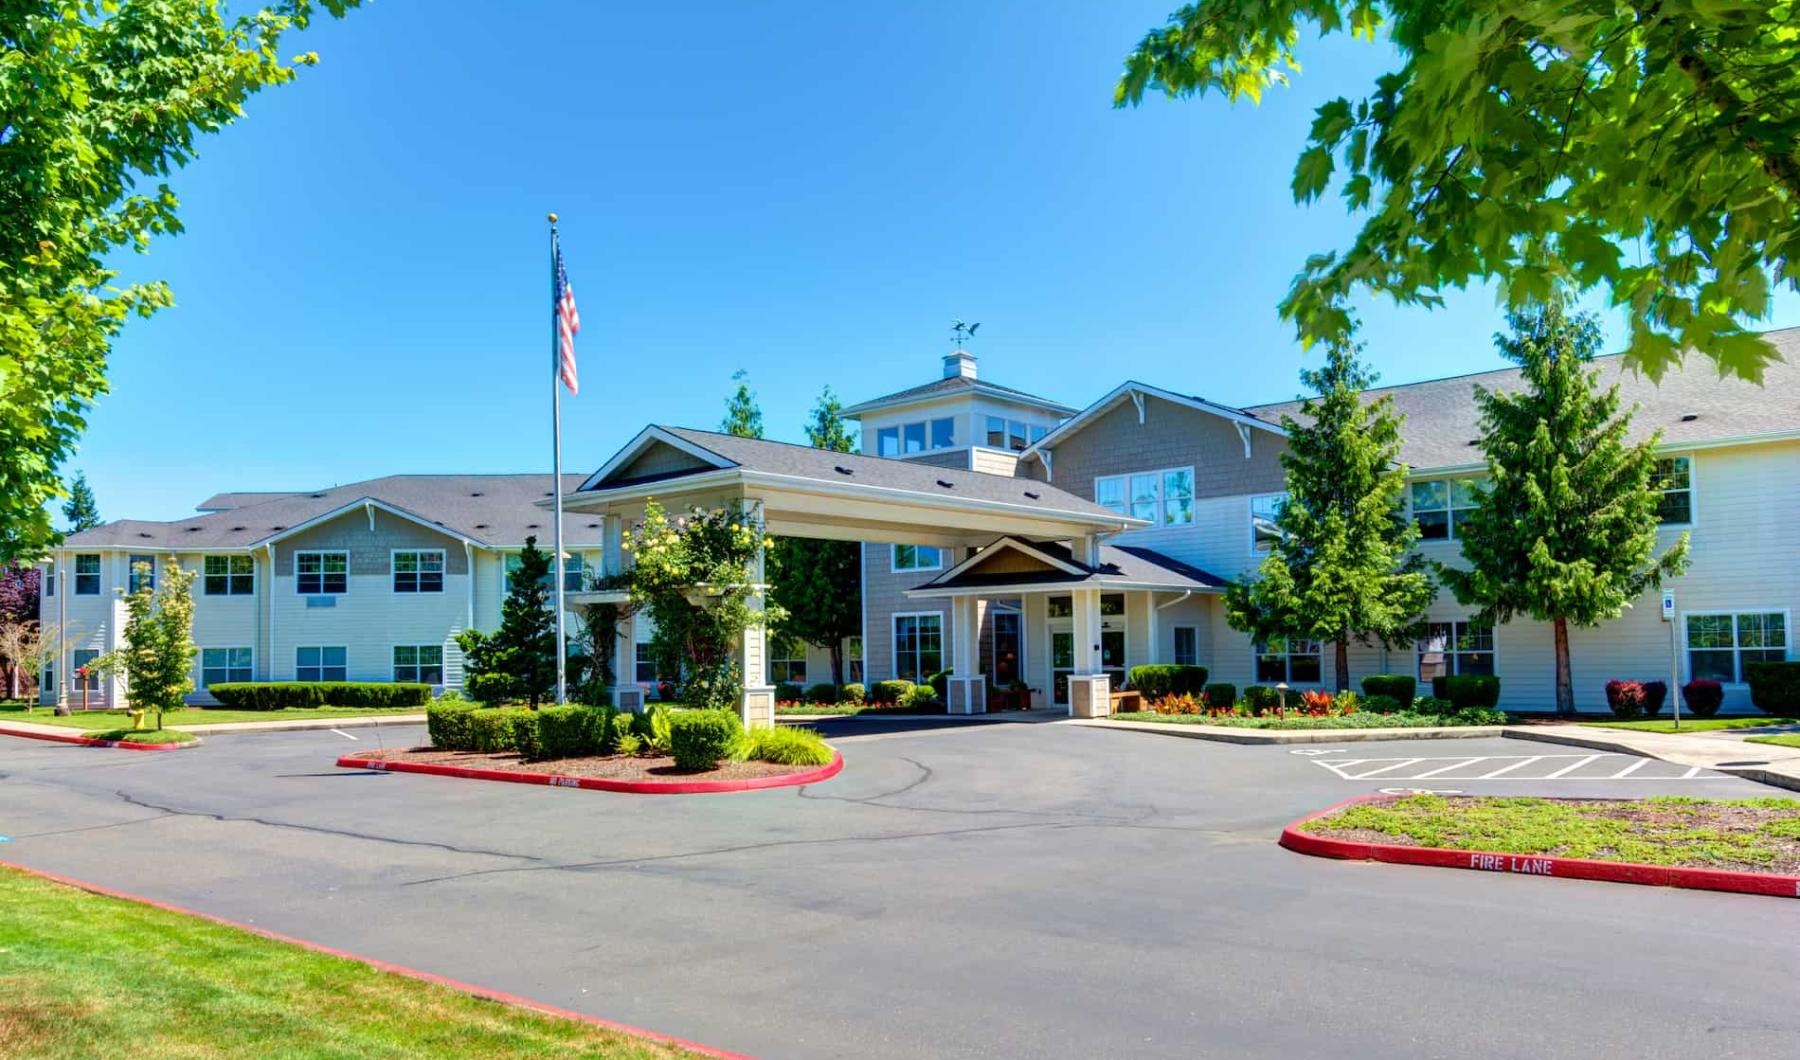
[943,349,978,380]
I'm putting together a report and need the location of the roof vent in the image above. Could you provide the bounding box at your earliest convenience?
[470,491,484,497]
[138,531,154,538]
[527,523,540,529]
[586,522,600,528]
[231,526,246,532]
[474,523,489,529]
[943,349,978,380]
[1023,491,1040,500]
[270,526,285,531]
[834,465,854,476]
[1468,439,1480,446]
[309,492,326,498]
[1680,413,1699,422]
[543,491,554,497]
[936,479,955,489]
[185,526,201,533]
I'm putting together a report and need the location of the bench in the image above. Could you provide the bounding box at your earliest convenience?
[1107,690,1142,714]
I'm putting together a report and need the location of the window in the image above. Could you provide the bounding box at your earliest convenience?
[878,417,958,457]
[1096,468,1195,526]
[1173,626,1198,667]
[393,644,444,684]
[201,647,253,687]
[72,649,100,691]
[769,644,807,684]
[847,636,864,684]
[634,642,658,684]
[1410,478,1483,540]
[893,614,943,683]
[393,550,445,593]
[74,554,100,595]
[930,417,955,449]
[296,646,347,682]
[1046,595,1072,618]
[41,662,54,696]
[1687,611,1787,684]
[1100,592,1125,616]
[506,552,584,593]
[984,416,1039,451]
[204,555,255,596]
[1652,456,1693,524]
[1255,637,1322,684]
[892,544,942,572]
[903,421,926,454]
[877,426,900,457]
[986,416,1006,448]
[127,554,155,593]
[43,561,54,597]
[1416,620,1495,680]
[295,551,348,594]
[1251,493,1287,552]
[1029,425,1049,444]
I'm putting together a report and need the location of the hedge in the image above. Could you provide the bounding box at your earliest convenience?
[1747,661,1800,718]
[774,682,805,703]
[1127,665,1209,699]
[426,701,479,749]
[1360,675,1416,708]
[1204,682,1236,709]
[841,683,866,705]
[534,705,613,759]
[1242,685,1279,710]
[869,679,914,704]
[1430,674,1501,709]
[804,682,841,705]
[209,682,432,710]
[1681,679,1724,718]
[669,709,742,770]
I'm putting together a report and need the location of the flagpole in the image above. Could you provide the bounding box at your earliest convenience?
[549,213,568,706]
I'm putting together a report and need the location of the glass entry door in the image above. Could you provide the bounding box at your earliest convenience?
[991,609,1021,686]
[1050,630,1073,706]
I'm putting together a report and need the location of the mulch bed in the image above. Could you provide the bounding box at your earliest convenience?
[354,746,812,782]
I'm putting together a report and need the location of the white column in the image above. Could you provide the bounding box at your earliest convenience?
[1145,592,1161,665]
[947,595,986,714]
[1067,587,1111,718]
[738,500,776,729]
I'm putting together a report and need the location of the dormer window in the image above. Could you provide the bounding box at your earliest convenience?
[985,417,1046,452]
[877,416,956,457]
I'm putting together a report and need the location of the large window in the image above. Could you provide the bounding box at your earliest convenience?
[74,554,100,595]
[296,646,348,682]
[769,644,807,685]
[1096,468,1195,526]
[1687,611,1787,684]
[1652,456,1693,524]
[201,647,253,687]
[504,552,586,593]
[892,544,942,572]
[893,613,943,683]
[204,555,255,596]
[985,416,1045,452]
[128,554,155,594]
[877,416,957,457]
[1255,636,1322,684]
[393,644,444,684]
[295,551,348,594]
[1411,478,1483,540]
[1416,620,1495,680]
[1173,626,1199,667]
[1251,493,1287,552]
[393,550,445,593]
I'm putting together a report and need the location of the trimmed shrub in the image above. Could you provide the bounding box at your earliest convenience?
[1242,685,1279,710]
[466,708,531,753]
[534,705,611,759]
[927,669,952,700]
[1641,680,1668,718]
[1360,674,1416,708]
[840,683,866,706]
[426,700,480,750]
[774,682,805,704]
[1605,679,1651,719]
[1413,695,1452,714]
[1361,694,1402,714]
[898,683,941,710]
[1203,682,1237,709]
[804,682,840,705]
[669,709,743,770]
[869,679,914,704]
[208,682,433,711]
[508,710,542,759]
[632,704,673,752]
[1431,674,1501,709]
[1747,661,1800,718]
[1682,679,1724,718]
[1128,665,1209,699]
[740,726,834,766]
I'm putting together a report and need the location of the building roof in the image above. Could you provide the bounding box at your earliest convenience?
[1243,327,1800,471]
[908,537,1227,595]
[839,374,1079,418]
[60,474,600,552]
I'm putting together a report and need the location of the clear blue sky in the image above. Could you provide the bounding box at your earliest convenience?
[84,0,1800,523]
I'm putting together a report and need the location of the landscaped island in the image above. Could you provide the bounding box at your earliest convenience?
[1109,668,1506,730]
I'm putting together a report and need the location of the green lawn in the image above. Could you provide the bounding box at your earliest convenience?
[84,728,199,745]
[1304,794,1800,873]
[1746,733,1800,749]
[1110,710,1505,730]
[1579,717,1793,734]
[1,705,423,730]
[0,866,701,1058]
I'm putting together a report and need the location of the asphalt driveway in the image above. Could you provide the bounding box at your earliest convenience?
[3,721,1797,1059]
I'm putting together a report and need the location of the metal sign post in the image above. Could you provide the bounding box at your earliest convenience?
[1662,589,1680,731]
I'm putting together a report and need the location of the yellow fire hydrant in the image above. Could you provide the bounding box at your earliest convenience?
[128,709,148,731]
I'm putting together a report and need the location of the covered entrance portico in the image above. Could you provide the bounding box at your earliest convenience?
[556,426,1150,725]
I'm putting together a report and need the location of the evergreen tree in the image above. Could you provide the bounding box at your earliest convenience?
[62,472,101,532]
[1441,301,1689,716]
[721,369,765,438]
[770,386,862,685]
[456,537,557,706]
[1224,329,1435,691]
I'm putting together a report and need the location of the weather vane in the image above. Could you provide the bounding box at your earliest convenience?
[951,320,981,348]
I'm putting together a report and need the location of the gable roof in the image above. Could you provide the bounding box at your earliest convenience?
[840,374,1079,418]
[1245,327,1800,471]
[1021,380,1289,460]
[60,474,601,552]
[907,536,1227,595]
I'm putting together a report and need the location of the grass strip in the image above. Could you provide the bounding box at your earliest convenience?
[4,706,422,730]
[1579,717,1792,734]
[1109,711,1501,730]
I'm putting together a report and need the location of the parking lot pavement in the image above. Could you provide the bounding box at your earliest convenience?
[3,724,1798,1060]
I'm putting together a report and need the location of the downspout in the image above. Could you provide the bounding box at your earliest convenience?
[1155,590,1193,611]
[266,542,278,680]
[56,547,67,710]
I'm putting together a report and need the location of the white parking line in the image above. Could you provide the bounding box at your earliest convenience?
[1412,757,1484,779]
[1542,754,1606,778]
[1478,756,1545,778]
[330,728,359,741]
[1609,758,1650,779]
[1343,758,1426,779]
[1310,751,1720,782]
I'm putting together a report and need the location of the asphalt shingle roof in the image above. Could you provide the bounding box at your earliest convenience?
[839,375,1079,417]
[912,539,1226,593]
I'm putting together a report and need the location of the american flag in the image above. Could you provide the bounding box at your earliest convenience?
[553,246,580,395]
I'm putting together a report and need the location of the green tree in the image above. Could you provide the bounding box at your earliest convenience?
[802,385,857,453]
[60,472,101,532]
[1440,301,1690,716]
[1116,1,1798,382]
[770,386,862,685]
[721,369,765,438]
[95,558,196,728]
[1225,328,1434,691]
[0,1,362,563]
[456,537,557,707]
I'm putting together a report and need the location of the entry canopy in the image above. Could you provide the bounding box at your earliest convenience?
[561,426,1145,549]
[904,535,1228,598]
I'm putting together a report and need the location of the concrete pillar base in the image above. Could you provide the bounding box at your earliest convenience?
[741,685,777,729]
[1068,674,1112,718]
[947,675,988,715]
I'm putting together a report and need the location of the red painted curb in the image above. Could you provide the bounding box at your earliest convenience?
[0,726,200,752]
[1281,795,1800,900]
[337,749,844,794]
[0,858,753,1059]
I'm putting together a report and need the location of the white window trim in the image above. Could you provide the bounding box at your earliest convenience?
[891,610,945,683]
[1653,453,1697,528]
[1095,466,1197,527]
[202,554,257,596]
[294,549,350,595]
[876,415,960,457]
[891,544,943,573]
[391,548,447,594]
[73,553,101,595]
[1681,608,1790,686]
[768,643,808,685]
[391,642,446,685]
[989,605,1026,685]
[126,553,157,594]
[1414,619,1498,681]
[199,646,254,687]
[1249,492,1287,554]
[295,645,349,682]
[1252,638,1325,686]
[1407,476,1484,542]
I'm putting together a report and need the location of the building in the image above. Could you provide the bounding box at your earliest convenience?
[40,331,1800,716]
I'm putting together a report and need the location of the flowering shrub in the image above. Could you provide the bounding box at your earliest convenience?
[1681,678,1724,718]
[1150,692,1205,715]
[1299,689,1336,715]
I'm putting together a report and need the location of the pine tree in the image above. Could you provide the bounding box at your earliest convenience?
[1441,301,1689,716]
[1224,329,1435,691]
[721,369,764,438]
[62,472,101,532]
[456,537,558,706]
[803,385,857,453]
[770,386,861,684]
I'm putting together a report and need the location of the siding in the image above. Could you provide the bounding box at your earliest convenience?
[861,542,957,682]
[274,509,469,575]
[1035,395,1288,501]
